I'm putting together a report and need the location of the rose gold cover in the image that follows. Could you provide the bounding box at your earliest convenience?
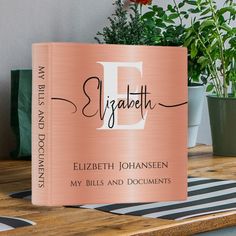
[32,43,187,206]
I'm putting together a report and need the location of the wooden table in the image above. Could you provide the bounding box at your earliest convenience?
[0,145,236,236]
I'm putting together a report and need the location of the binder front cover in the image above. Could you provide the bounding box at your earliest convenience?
[33,43,187,205]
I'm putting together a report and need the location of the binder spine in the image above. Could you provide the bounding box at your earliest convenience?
[32,44,51,205]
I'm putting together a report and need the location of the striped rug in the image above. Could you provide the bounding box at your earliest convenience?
[0,216,35,232]
[9,177,236,220]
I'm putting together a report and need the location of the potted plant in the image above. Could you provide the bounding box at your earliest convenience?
[137,0,207,148]
[95,0,153,45]
[96,0,208,148]
[185,0,236,155]
[96,0,219,147]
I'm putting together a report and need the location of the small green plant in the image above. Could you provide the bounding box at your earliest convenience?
[95,0,152,45]
[96,0,196,83]
[184,0,236,97]
[141,0,210,85]
[141,2,186,46]
[95,0,236,92]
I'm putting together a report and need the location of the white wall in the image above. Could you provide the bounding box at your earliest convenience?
[0,0,114,158]
[0,0,221,158]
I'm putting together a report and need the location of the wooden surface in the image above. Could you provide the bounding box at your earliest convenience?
[0,145,236,236]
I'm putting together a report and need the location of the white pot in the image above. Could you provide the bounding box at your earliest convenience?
[188,85,205,148]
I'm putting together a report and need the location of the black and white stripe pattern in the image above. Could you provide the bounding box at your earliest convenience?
[80,177,236,220]
[9,177,236,220]
[0,216,36,232]
[9,190,31,200]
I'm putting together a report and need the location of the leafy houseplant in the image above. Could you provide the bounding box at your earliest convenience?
[140,0,207,148]
[96,0,236,153]
[95,0,206,148]
[95,0,153,45]
[185,0,236,97]
[184,0,236,155]
[140,0,209,84]
[141,0,236,151]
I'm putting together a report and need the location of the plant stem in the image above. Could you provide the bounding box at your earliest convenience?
[207,0,228,97]
[173,0,183,26]
[193,25,223,96]
[233,82,236,97]
[207,65,222,95]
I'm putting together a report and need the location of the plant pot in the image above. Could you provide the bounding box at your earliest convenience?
[207,96,236,156]
[188,85,205,148]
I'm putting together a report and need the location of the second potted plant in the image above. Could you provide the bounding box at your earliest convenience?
[185,0,236,156]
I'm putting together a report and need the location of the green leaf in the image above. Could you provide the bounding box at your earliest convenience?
[217,6,236,16]
[169,13,179,20]
[178,2,185,8]
[154,28,162,35]
[206,84,214,92]
[200,8,211,16]
[155,19,166,28]
[229,37,236,47]
[218,15,225,24]
[184,14,189,19]
[167,4,173,11]
[186,1,198,6]
[190,42,198,59]
[193,21,200,30]
[142,11,155,19]
[156,7,165,17]
[162,13,168,21]
[220,23,232,32]
[200,15,211,20]
[185,28,193,40]
[152,5,159,12]
[164,19,175,24]
[144,18,156,28]
[198,56,208,64]
[189,8,201,13]
[200,20,215,30]
[210,38,219,50]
